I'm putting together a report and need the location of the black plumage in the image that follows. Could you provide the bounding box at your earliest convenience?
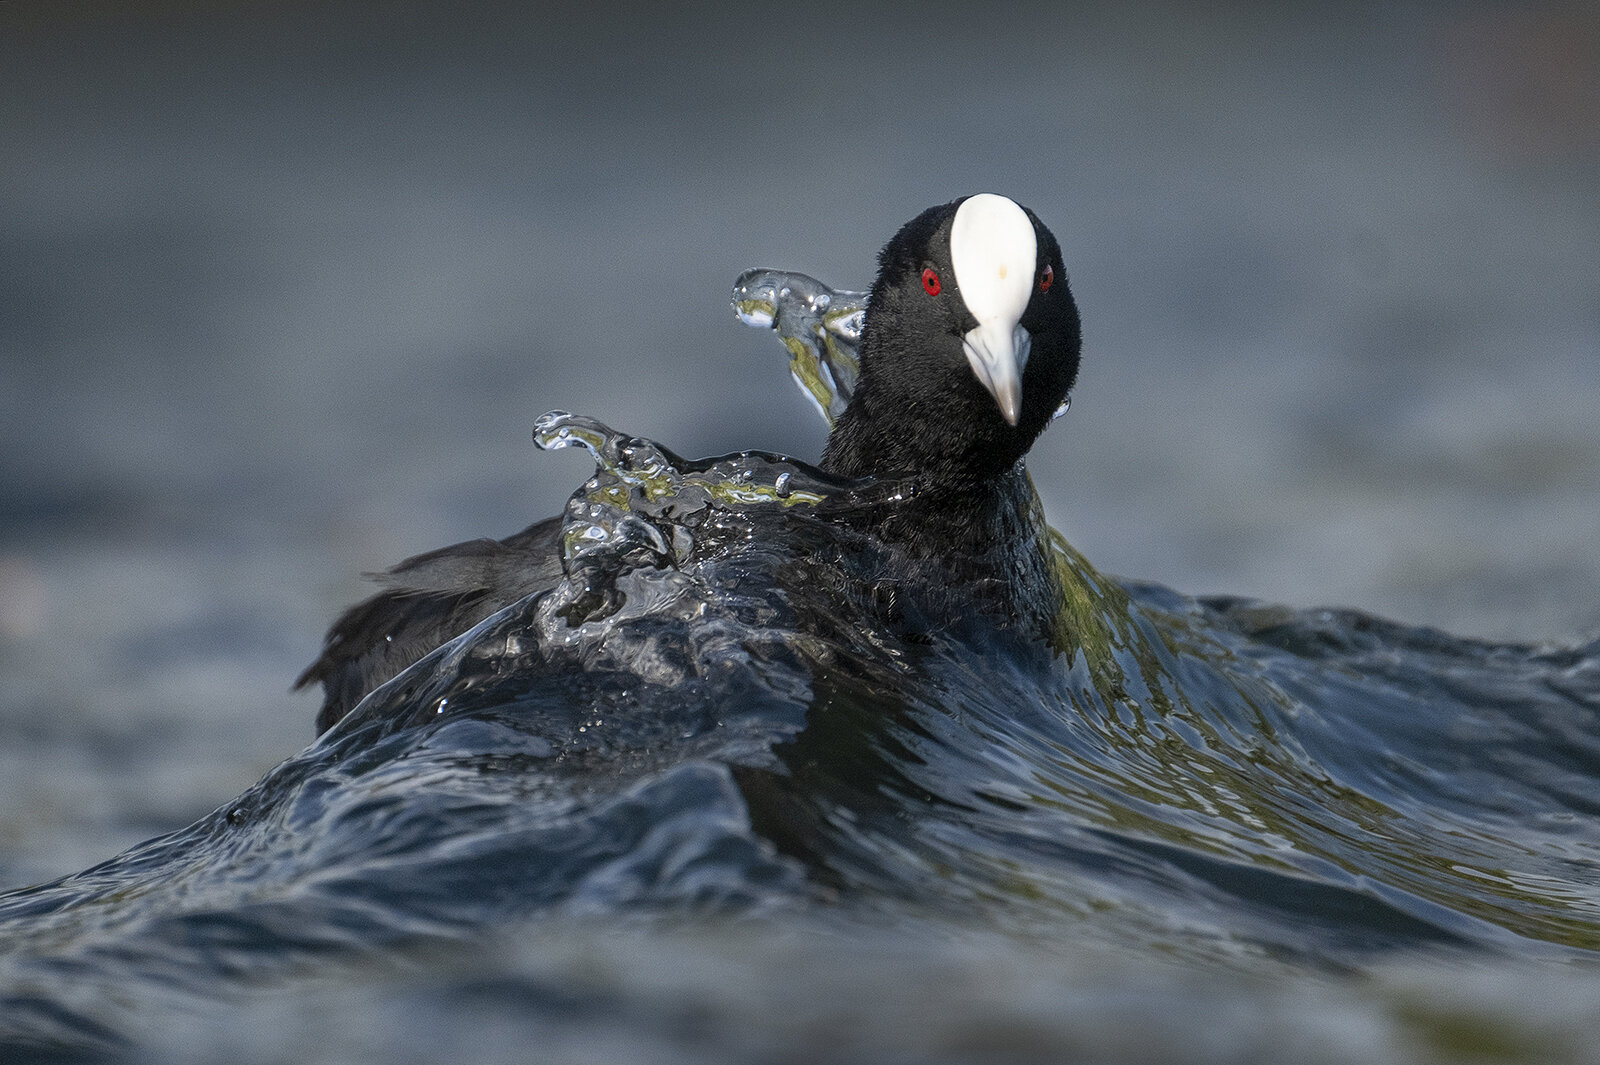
[295,518,562,734]
[296,195,1081,732]
[822,198,1079,486]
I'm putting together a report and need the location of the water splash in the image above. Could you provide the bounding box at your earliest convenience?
[731,270,865,427]
[523,409,844,666]
[534,409,831,513]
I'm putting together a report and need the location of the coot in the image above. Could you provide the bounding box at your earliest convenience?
[296,194,1081,733]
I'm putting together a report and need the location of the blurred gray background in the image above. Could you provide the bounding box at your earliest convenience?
[1,0,1597,886]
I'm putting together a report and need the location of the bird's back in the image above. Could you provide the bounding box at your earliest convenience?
[296,516,564,732]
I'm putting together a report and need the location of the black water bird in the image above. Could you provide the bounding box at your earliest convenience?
[296,194,1081,733]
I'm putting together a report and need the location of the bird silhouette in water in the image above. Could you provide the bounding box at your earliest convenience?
[296,194,1081,734]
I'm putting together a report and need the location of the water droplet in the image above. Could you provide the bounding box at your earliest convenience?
[774,472,792,498]
[1051,393,1072,423]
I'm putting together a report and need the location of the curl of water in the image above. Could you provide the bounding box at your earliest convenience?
[731,269,865,426]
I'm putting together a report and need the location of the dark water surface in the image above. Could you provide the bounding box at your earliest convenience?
[3,405,1599,1061]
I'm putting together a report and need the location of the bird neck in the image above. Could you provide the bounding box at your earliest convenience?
[816,460,1065,638]
[824,455,1048,563]
[820,383,1034,488]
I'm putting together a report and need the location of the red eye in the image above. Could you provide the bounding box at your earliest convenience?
[921,267,941,296]
[1038,264,1054,293]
